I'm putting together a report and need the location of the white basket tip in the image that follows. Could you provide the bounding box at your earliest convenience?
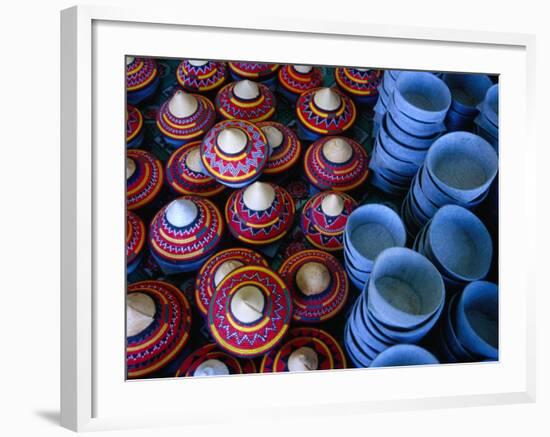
[243,181,276,211]
[126,292,156,337]
[234,80,260,100]
[321,193,345,216]
[288,346,319,372]
[261,125,284,150]
[168,90,198,118]
[296,262,330,296]
[165,198,198,228]
[230,285,265,324]
[217,127,248,155]
[323,137,353,164]
[313,87,341,111]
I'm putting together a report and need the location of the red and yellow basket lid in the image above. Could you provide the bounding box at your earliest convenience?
[208,265,292,358]
[126,150,164,210]
[228,62,279,80]
[175,343,256,377]
[278,65,323,97]
[176,60,227,93]
[126,56,158,92]
[126,105,143,143]
[215,80,276,122]
[156,90,216,143]
[296,87,356,135]
[127,280,192,378]
[200,119,269,188]
[225,182,296,245]
[304,136,369,192]
[335,67,382,97]
[256,121,302,175]
[149,196,224,265]
[127,211,146,266]
[301,191,357,251]
[195,247,269,317]
[260,327,347,372]
[277,249,349,323]
[165,140,224,197]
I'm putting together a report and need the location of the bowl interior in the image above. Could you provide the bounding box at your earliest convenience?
[463,283,499,349]
[372,249,444,316]
[397,73,450,112]
[429,205,492,279]
[428,132,498,191]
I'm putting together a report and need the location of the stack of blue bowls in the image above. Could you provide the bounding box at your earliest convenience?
[401,131,499,236]
[373,70,401,133]
[435,281,498,363]
[413,205,493,290]
[442,73,492,132]
[344,247,445,367]
[369,72,452,196]
[343,204,406,291]
[370,344,439,368]
[474,84,499,150]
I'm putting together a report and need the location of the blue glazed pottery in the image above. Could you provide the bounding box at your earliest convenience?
[442,73,492,116]
[370,344,439,368]
[427,205,493,283]
[455,281,499,359]
[345,204,407,268]
[367,247,445,329]
[425,131,498,203]
[393,71,451,123]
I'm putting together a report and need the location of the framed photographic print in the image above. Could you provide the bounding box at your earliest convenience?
[60,5,536,432]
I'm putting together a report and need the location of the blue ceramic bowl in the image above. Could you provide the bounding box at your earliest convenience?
[481,84,499,126]
[369,169,410,196]
[385,111,442,150]
[344,321,375,366]
[369,148,417,183]
[474,111,499,137]
[378,117,430,167]
[368,247,445,329]
[389,97,447,137]
[370,344,439,368]
[410,173,440,219]
[444,293,477,361]
[367,296,444,344]
[345,204,407,265]
[349,302,391,355]
[425,131,498,203]
[442,73,492,116]
[426,205,493,283]
[455,281,499,359]
[373,133,422,175]
[445,107,475,132]
[393,72,451,123]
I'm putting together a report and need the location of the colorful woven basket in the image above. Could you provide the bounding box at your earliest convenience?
[301,191,357,251]
[335,67,382,105]
[277,249,349,323]
[228,62,280,88]
[165,140,225,197]
[225,182,296,245]
[127,280,192,378]
[278,65,323,103]
[200,119,269,188]
[195,247,269,317]
[215,80,276,122]
[175,343,256,377]
[176,60,227,94]
[126,150,164,210]
[208,265,292,358]
[260,327,347,372]
[156,90,216,147]
[126,104,144,149]
[126,56,160,105]
[149,196,224,273]
[304,136,370,192]
[127,211,146,274]
[256,121,302,175]
[296,87,356,140]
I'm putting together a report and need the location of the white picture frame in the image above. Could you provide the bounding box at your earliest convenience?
[60,5,536,432]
